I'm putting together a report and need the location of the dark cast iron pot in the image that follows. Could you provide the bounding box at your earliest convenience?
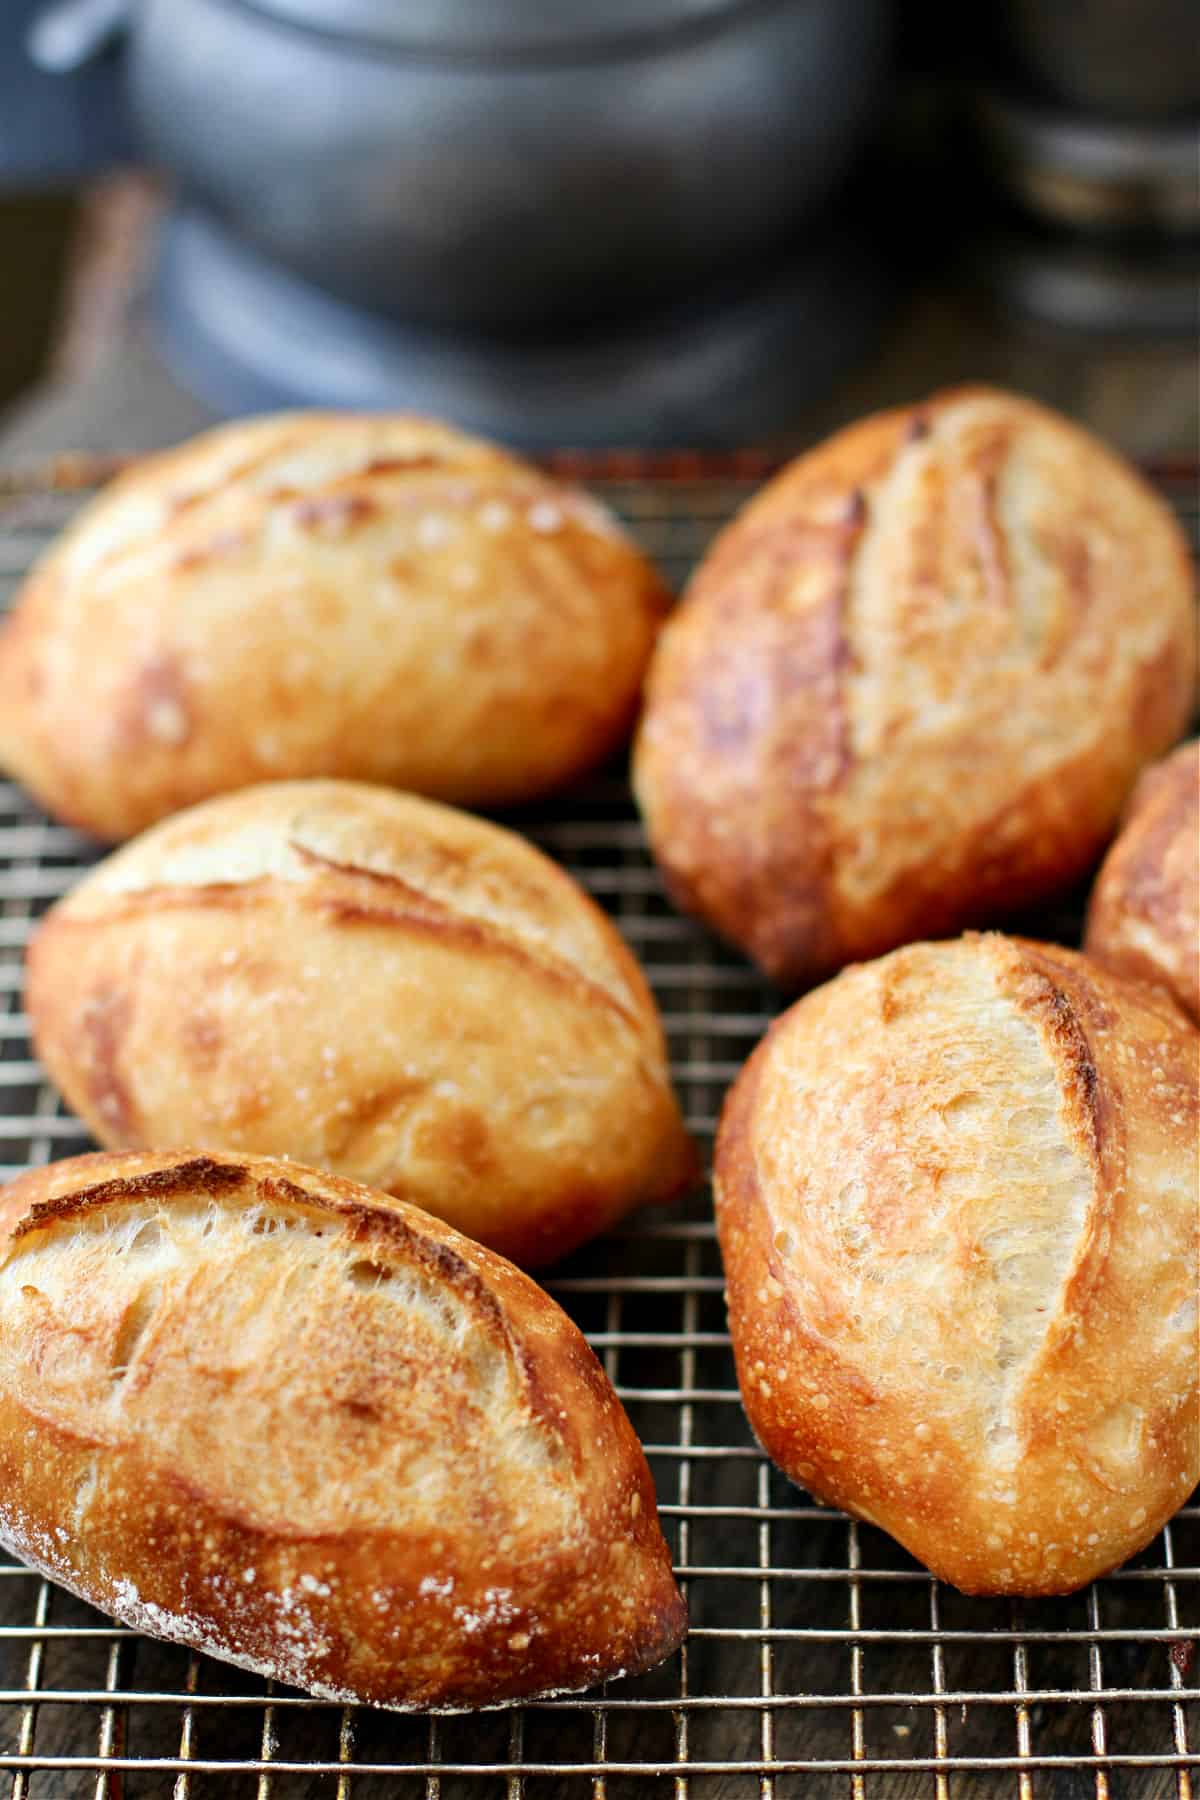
[32,0,891,330]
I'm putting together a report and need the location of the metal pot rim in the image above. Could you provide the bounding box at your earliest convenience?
[207,0,806,62]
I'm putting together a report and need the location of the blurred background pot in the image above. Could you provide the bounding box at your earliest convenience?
[22,0,895,435]
[993,0,1200,118]
[960,0,1200,340]
[152,203,890,445]
[97,0,892,332]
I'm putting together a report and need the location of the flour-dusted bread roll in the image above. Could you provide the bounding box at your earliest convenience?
[26,781,693,1268]
[0,412,671,841]
[635,387,1197,989]
[0,1151,686,1707]
[715,933,1199,1596]
[1085,740,1199,1026]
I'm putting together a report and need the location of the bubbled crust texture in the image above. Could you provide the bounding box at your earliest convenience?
[635,387,1198,989]
[0,412,672,841]
[715,935,1200,1596]
[25,781,694,1269]
[1085,741,1200,1026]
[0,1151,687,1708]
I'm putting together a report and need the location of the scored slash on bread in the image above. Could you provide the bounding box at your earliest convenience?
[0,1150,687,1710]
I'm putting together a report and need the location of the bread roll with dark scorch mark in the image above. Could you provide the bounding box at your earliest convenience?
[25,780,694,1268]
[0,1151,687,1708]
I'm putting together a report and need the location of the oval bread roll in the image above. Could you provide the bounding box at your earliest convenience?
[0,412,671,841]
[715,933,1199,1595]
[1085,740,1199,1025]
[635,386,1197,989]
[26,781,694,1268]
[0,1151,687,1708]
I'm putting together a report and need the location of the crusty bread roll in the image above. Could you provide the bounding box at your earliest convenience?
[0,1150,686,1708]
[1085,740,1199,1025]
[0,412,671,841]
[635,387,1197,989]
[26,781,693,1268]
[0,1181,28,1246]
[715,933,1199,1596]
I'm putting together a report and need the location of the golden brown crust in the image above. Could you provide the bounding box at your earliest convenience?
[0,412,672,840]
[1085,740,1199,1025]
[0,1150,687,1708]
[635,387,1198,988]
[25,781,694,1269]
[714,933,1199,1595]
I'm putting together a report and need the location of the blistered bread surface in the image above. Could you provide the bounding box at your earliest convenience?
[0,412,671,839]
[26,781,694,1268]
[715,933,1199,1594]
[0,1150,687,1707]
[1085,740,1199,1025]
[635,387,1197,987]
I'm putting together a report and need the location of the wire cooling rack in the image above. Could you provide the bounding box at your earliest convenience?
[0,454,1197,1800]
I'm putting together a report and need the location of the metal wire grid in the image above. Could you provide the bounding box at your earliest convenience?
[0,462,1196,1800]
